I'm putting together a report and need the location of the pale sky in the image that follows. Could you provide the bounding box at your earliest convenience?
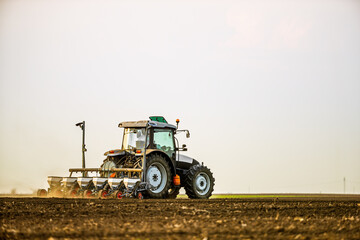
[0,0,359,194]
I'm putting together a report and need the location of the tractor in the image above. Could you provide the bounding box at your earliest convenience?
[41,116,215,199]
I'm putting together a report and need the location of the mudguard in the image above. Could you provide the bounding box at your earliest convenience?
[145,149,176,176]
[103,149,125,157]
[176,154,199,170]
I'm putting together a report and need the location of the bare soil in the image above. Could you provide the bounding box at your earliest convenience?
[1,196,360,239]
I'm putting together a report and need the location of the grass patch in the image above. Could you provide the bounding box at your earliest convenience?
[176,194,312,199]
[210,194,310,199]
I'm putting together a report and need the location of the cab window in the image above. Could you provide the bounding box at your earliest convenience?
[153,129,174,157]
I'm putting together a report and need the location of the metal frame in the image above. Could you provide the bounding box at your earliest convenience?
[69,168,142,177]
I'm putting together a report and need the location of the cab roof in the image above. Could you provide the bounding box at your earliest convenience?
[118,120,176,129]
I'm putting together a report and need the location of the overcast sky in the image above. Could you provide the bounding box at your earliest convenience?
[0,0,359,194]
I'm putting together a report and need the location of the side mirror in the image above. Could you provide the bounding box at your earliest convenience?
[186,131,190,138]
[182,144,187,151]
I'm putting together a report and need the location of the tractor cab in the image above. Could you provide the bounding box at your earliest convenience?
[117,116,178,159]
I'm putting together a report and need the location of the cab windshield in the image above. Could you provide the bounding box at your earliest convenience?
[122,128,148,150]
[153,128,175,158]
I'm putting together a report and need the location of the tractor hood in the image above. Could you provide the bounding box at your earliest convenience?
[176,154,199,168]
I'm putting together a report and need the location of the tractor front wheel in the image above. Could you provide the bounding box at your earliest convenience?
[184,164,215,199]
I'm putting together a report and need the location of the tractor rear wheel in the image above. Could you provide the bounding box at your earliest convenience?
[145,154,172,198]
[184,164,215,199]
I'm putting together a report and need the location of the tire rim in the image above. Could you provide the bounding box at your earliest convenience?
[195,172,211,196]
[146,163,167,193]
[71,190,77,197]
[85,190,92,198]
[101,191,108,198]
[117,191,123,199]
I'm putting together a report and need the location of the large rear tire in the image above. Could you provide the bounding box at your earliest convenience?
[145,154,172,198]
[184,165,215,199]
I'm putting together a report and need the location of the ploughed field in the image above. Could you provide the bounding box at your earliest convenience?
[1,196,360,239]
